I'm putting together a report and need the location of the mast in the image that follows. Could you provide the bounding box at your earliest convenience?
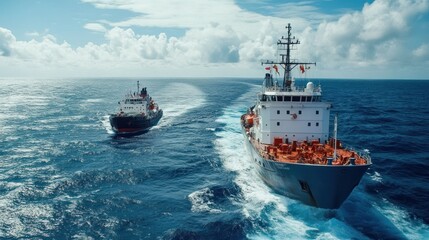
[137,81,140,93]
[262,23,316,91]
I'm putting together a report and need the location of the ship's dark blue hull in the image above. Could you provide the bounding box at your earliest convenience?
[109,110,163,136]
[242,130,370,209]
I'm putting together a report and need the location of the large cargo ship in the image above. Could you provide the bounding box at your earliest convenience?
[241,24,371,209]
[110,81,162,135]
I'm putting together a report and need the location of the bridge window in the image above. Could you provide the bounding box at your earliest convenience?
[292,96,300,102]
[312,96,322,102]
[277,96,283,101]
[284,96,291,101]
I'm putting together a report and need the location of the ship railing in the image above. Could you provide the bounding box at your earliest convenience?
[262,85,322,93]
[344,146,372,165]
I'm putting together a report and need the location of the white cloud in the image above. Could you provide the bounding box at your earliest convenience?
[238,20,277,62]
[84,23,107,32]
[359,0,428,42]
[0,27,16,56]
[83,0,243,28]
[271,2,338,25]
[25,29,50,38]
[26,31,40,37]
[81,0,300,40]
[0,0,428,79]
[413,44,429,58]
[298,0,429,77]
[170,23,241,64]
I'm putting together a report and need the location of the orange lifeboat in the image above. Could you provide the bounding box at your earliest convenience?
[245,115,254,127]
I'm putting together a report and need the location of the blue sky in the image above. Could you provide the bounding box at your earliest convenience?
[0,0,428,79]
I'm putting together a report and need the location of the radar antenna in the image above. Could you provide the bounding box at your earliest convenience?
[262,23,316,91]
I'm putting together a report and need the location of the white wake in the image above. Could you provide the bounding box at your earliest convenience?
[152,82,206,128]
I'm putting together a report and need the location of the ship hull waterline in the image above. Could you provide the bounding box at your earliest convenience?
[242,127,370,209]
[109,110,163,136]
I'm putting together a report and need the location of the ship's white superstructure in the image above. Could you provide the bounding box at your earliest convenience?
[254,75,331,145]
[116,82,158,117]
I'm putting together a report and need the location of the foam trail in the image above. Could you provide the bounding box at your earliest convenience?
[188,187,222,214]
[214,84,315,239]
[154,83,206,128]
[373,198,429,239]
[101,115,114,134]
[370,171,383,183]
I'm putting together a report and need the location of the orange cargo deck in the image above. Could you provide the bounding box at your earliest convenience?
[253,137,368,165]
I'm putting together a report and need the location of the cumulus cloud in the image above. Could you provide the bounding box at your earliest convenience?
[0,27,16,56]
[359,0,428,41]
[238,20,277,62]
[169,23,240,64]
[85,24,243,65]
[10,33,70,62]
[0,0,428,79]
[298,0,429,73]
[95,27,171,61]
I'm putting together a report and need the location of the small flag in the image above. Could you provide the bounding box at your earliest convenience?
[273,64,279,74]
[300,65,305,73]
[265,67,271,71]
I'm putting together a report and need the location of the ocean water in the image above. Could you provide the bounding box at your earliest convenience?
[0,77,428,239]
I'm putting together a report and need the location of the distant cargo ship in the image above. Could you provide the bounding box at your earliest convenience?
[241,24,372,209]
[110,81,162,135]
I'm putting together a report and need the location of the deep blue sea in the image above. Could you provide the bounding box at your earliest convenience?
[0,78,428,239]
